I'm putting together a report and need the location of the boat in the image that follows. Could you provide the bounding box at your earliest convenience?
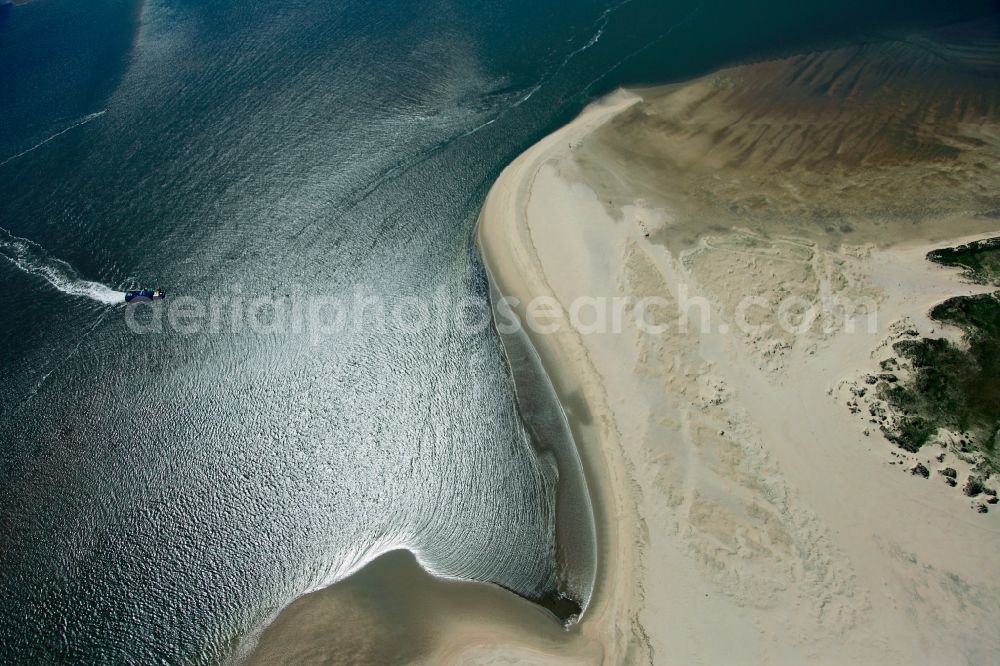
[124,287,166,303]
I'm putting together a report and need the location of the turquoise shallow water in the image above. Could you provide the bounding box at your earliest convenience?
[0,0,994,661]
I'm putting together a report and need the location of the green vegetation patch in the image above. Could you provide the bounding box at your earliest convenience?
[927,236,1000,286]
[881,291,1000,469]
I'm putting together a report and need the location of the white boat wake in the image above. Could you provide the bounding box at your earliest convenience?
[0,226,124,305]
[0,109,108,169]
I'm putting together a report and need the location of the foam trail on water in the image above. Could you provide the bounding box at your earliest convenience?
[0,110,108,169]
[0,227,124,305]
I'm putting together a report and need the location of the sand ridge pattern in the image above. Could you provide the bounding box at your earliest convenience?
[574,16,1000,252]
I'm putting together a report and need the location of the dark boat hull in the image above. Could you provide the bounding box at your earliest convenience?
[125,288,166,303]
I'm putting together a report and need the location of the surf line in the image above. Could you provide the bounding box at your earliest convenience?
[0,109,108,169]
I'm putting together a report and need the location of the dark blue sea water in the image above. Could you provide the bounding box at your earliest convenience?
[0,0,994,662]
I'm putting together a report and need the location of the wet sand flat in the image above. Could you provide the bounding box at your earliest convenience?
[243,549,596,665]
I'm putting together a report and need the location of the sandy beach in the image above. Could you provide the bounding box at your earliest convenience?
[473,26,1000,665]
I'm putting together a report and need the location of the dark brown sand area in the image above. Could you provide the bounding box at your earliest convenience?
[576,17,1000,251]
[244,550,572,665]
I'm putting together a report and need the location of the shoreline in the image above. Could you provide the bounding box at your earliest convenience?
[483,263,597,622]
[476,88,647,662]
